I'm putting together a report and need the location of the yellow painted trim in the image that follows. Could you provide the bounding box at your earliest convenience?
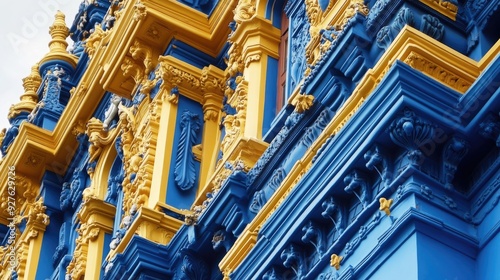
[22,231,45,280]
[194,137,268,207]
[91,138,119,200]
[419,0,458,20]
[147,94,178,209]
[219,26,500,274]
[107,206,183,259]
[198,64,225,192]
[478,39,500,71]
[84,231,107,280]
[99,0,237,98]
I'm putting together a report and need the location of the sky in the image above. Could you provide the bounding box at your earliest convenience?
[0,0,82,132]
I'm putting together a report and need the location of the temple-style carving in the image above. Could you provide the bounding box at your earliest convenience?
[344,170,372,208]
[442,137,469,190]
[388,108,436,166]
[1,0,499,279]
[404,51,471,92]
[174,111,201,191]
[321,196,345,234]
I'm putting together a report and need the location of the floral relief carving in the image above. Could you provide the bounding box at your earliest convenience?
[84,24,109,58]
[404,52,471,92]
[233,0,256,24]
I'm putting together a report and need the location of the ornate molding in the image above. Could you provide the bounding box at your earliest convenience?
[133,1,147,21]
[292,93,315,113]
[121,56,144,85]
[321,196,346,234]
[388,107,436,165]
[244,52,261,67]
[174,111,201,191]
[404,51,471,92]
[233,0,256,24]
[421,14,445,41]
[221,80,248,155]
[442,137,468,190]
[281,244,307,279]
[86,117,119,163]
[156,56,201,95]
[376,7,415,50]
[84,24,109,58]
[344,170,372,208]
[419,0,458,20]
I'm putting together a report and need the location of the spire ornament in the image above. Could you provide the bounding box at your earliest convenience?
[39,11,78,70]
[8,64,42,120]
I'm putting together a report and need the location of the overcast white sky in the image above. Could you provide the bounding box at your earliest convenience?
[0,0,81,132]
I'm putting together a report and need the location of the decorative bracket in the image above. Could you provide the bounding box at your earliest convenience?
[344,170,371,208]
[442,137,468,190]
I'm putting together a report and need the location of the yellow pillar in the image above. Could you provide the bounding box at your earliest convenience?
[231,17,280,139]
[198,66,224,192]
[84,229,107,280]
[67,198,114,280]
[147,82,178,209]
[22,230,45,280]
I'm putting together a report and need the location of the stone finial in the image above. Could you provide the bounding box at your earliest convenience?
[39,11,78,69]
[8,64,42,120]
[48,11,70,54]
[22,64,42,95]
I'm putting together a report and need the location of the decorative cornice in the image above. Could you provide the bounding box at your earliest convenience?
[404,51,471,93]
[156,56,202,102]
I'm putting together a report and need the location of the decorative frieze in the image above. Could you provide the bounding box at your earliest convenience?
[404,52,471,92]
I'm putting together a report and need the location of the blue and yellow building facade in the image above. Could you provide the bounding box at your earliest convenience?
[0,0,499,279]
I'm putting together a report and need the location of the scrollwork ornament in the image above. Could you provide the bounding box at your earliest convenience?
[292,93,315,113]
[133,1,147,21]
[245,52,261,67]
[233,0,256,24]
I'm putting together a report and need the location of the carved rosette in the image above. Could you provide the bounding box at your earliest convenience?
[389,108,436,165]
[292,93,315,113]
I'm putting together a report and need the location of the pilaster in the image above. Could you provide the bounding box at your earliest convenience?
[228,15,280,139]
[198,66,225,194]
[66,198,114,280]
